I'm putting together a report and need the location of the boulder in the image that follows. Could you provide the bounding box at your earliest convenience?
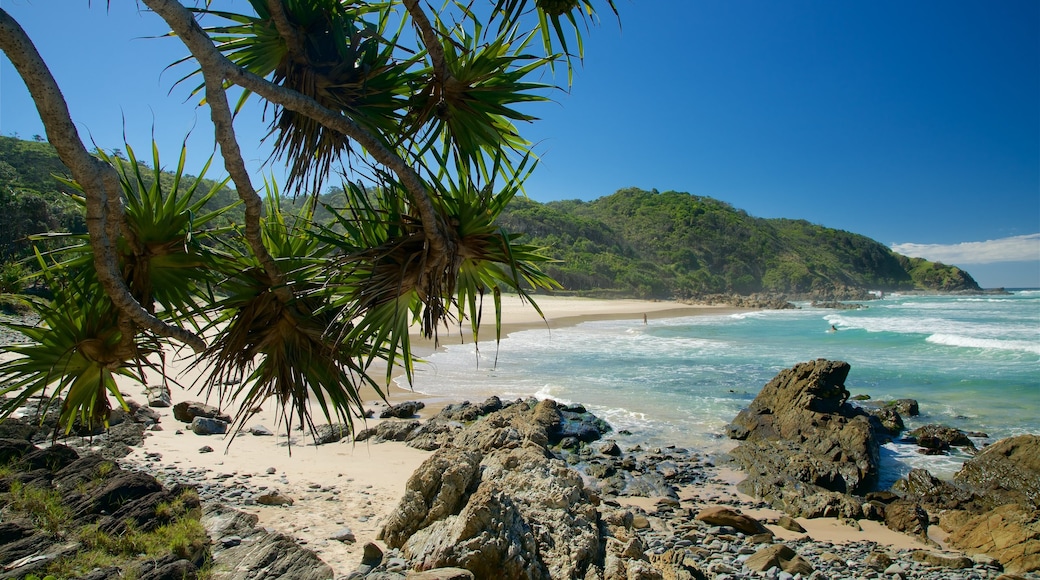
[695,506,769,535]
[310,423,348,445]
[725,360,881,516]
[146,384,172,408]
[743,544,814,575]
[172,401,231,425]
[380,400,425,419]
[380,400,605,580]
[190,417,228,436]
[944,503,1040,574]
[955,435,1040,509]
[884,499,929,539]
[909,424,977,453]
[910,550,973,569]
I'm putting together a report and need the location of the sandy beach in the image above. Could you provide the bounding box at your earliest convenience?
[101,296,940,575]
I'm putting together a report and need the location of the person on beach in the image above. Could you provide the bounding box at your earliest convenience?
[643,314,648,325]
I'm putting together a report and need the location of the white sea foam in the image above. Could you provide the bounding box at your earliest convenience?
[927,333,1040,354]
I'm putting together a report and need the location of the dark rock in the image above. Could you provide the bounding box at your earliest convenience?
[0,438,42,466]
[190,416,228,436]
[136,556,199,580]
[311,423,348,445]
[0,417,36,441]
[21,444,79,472]
[172,401,231,424]
[889,398,920,417]
[910,424,977,452]
[146,384,173,408]
[725,359,881,517]
[892,468,978,510]
[380,400,425,419]
[256,491,294,506]
[355,420,421,443]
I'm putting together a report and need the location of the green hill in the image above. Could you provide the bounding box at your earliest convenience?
[0,136,979,299]
[497,188,980,298]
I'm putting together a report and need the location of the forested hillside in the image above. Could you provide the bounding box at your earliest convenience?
[497,188,980,297]
[0,137,979,298]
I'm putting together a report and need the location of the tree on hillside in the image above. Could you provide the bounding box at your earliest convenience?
[0,1,616,438]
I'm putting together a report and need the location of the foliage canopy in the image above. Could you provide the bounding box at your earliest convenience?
[0,0,613,439]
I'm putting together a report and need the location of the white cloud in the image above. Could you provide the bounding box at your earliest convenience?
[891,234,1040,265]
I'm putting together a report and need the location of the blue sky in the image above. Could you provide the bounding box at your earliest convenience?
[1,1,1037,288]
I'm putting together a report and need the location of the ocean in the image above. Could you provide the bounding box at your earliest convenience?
[400,291,1040,488]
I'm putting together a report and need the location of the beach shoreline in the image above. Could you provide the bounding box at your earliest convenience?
[94,295,959,575]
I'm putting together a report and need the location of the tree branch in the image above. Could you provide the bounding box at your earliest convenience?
[403,0,451,85]
[0,8,206,353]
[145,0,456,287]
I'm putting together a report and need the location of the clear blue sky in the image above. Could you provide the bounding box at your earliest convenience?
[1,1,1037,288]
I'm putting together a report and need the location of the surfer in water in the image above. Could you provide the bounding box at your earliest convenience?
[829,325,838,332]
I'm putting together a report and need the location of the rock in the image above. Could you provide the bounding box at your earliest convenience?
[380,400,603,580]
[884,499,929,539]
[146,384,172,408]
[361,542,383,566]
[695,506,769,535]
[864,405,904,437]
[406,569,475,580]
[955,434,1040,508]
[249,425,274,436]
[910,550,973,569]
[355,420,422,443]
[380,400,425,419]
[330,527,356,543]
[172,401,231,425]
[311,423,348,445]
[889,399,919,417]
[909,424,977,452]
[0,437,35,464]
[777,515,806,533]
[891,468,977,510]
[725,360,880,517]
[944,503,1040,574]
[199,446,214,454]
[190,416,228,436]
[743,544,814,576]
[598,440,622,456]
[256,492,294,506]
[202,505,333,580]
[863,550,893,571]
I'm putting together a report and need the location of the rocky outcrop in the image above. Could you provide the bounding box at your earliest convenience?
[203,504,334,580]
[0,441,207,580]
[954,434,1040,509]
[889,435,1040,574]
[379,399,606,579]
[944,504,1040,575]
[725,359,883,517]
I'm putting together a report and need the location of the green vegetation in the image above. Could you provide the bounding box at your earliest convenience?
[6,481,71,536]
[2,476,208,579]
[0,0,600,440]
[498,188,981,298]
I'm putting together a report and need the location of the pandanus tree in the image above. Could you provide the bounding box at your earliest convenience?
[0,0,616,440]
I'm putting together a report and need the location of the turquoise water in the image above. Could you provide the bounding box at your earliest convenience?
[401,291,1040,485]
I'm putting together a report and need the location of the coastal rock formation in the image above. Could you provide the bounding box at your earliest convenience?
[954,434,1040,508]
[379,399,605,579]
[203,504,334,580]
[725,359,882,517]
